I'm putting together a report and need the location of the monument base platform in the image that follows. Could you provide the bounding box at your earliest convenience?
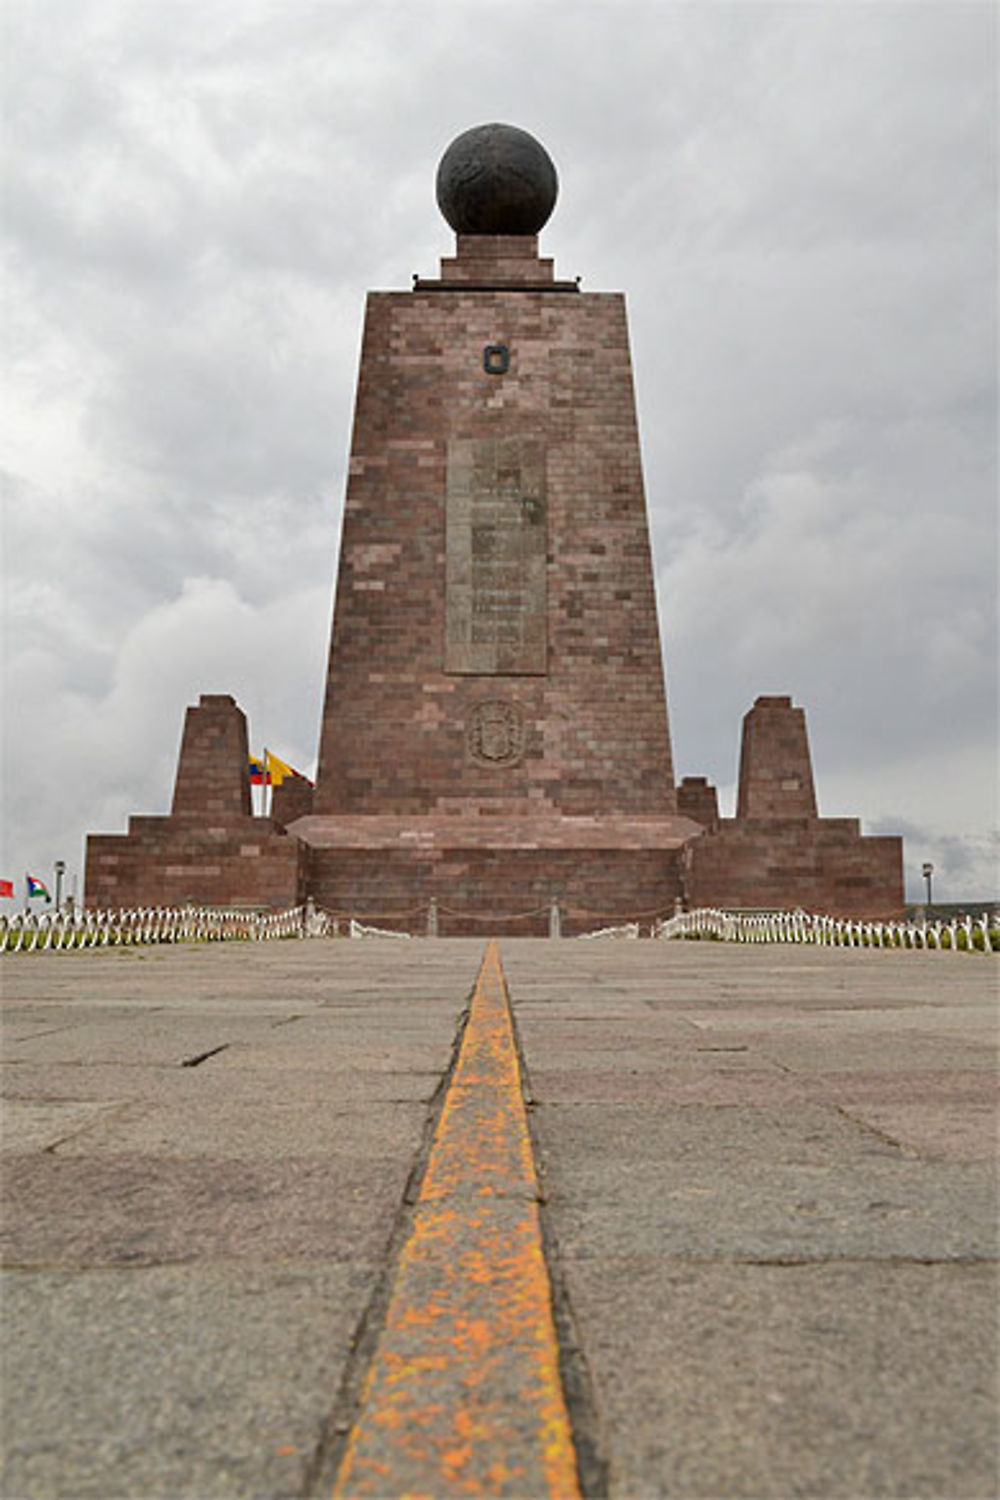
[290,813,703,935]
[86,816,304,912]
[688,817,905,922]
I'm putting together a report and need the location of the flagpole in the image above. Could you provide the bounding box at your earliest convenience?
[252,751,265,818]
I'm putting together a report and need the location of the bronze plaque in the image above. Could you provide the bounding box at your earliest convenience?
[445,438,547,674]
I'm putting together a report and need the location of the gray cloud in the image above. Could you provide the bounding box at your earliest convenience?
[2,0,996,905]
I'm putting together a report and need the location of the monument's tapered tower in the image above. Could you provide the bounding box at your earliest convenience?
[292,124,700,931]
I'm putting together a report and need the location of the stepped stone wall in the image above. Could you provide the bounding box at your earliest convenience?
[85,696,303,911]
[271,772,314,831]
[677,776,720,832]
[685,697,904,919]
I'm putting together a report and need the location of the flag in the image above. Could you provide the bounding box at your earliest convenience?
[266,751,294,786]
[250,751,313,788]
[26,874,51,900]
[250,751,313,787]
[268,753,314,787]
[0,878,14,899]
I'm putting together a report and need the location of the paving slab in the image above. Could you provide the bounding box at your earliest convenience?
[0,1059,440,1106]
[562,1258,997,1500]
[2,1262,375,1499]
[36,1095,427,1160]
[2,1152,415,1269]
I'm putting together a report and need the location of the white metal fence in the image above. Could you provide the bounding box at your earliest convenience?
[3,902,996,953]
[656,907,999,953]
[0,903,332,954]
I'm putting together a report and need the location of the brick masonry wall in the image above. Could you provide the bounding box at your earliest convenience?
[306,844,683,936]
[302,233,689,921]
[171,694,252,820]
[688,819,904,920]
[736,696,818,820]
[677,776,720,831]
[436,234,558,285]
[86,824,304,910]
[312,237,678,822]
[85,695,303,910]
[271,773,314,829]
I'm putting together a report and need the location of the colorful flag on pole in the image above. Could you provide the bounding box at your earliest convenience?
[26,874,51,900]
[265,751,294,786]
[249,752,313,787]
[0,878,14,899]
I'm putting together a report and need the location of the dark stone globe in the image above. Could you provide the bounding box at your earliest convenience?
[436,123,558,235]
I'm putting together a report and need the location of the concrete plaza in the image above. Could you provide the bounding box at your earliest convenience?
[2,937,997,1498]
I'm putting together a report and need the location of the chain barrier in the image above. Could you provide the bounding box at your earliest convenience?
[570,905,674,923]
[323,904,428,921]
[655,907,999,954]
[435,903,551,921]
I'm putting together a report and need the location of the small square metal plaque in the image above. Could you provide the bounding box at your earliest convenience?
[483,343,510,374]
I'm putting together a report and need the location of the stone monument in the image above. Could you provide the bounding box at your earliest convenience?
[289,123,701,931]
[84,127,904,924]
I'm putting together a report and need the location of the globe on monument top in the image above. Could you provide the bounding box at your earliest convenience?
[436,123,558,235]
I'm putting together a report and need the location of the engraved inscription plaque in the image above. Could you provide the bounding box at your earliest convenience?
[445,438,547,674]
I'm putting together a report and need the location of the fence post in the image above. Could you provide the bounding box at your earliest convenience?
[549,897,562,939]
[427,898,438,939]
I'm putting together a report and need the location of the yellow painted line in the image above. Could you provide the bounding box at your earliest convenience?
[332,940,581,1499]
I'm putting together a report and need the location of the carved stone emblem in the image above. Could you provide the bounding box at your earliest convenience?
[467,700,524,767]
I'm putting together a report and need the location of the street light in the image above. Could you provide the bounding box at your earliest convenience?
[922,861,934,908]
[54,860,65,913]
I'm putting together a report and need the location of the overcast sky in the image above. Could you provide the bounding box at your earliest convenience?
[3,0,996,906]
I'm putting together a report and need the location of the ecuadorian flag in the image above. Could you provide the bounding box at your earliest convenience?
[249,752,313,787]
[265,752,294,786]
[26,874,51,900]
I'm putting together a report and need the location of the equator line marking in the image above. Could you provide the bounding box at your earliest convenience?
[331,939,581,1498]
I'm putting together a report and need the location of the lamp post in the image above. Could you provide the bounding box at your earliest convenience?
[921,861,934,909]
[54,860,65,914]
